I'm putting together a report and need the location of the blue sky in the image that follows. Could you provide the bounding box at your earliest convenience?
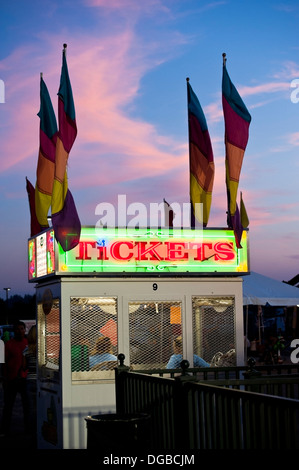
[1,0,299,299]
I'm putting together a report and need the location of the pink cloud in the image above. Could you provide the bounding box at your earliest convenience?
[1,100,38,172]
[238,81,290,97]
[85,0,169,15]
[204,102,223,124]
[273,61,299,80]
[287,132,299,146]
[1,16,292,239]
[0,27,187,190]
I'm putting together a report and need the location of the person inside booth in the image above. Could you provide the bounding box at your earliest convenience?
[166,336,210,369]
[89,335,117,370]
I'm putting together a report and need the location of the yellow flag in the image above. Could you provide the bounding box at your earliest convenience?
[240,192,249,228]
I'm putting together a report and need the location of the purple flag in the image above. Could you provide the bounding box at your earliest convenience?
[52,189,81,252]
[228,203,243,249]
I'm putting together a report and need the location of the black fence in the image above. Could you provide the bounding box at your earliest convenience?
[115,355,299,450]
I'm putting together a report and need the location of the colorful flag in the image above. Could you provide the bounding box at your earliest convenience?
[229,204,243,249]
[51,44,81,251]
[26,177,42,237]
[51,189,81,251]
[35,74,58,228]
[222,54,251,247]
[187,79,214,227]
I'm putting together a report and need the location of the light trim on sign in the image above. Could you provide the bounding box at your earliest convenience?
[57,227,249,275]
[28,227,249,280]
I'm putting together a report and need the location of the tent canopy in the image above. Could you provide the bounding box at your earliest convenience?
[242,271,299,306]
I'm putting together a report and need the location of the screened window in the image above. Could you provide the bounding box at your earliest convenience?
[37,297,60,378]
[70,297,118,382]
[192,297,236,366]
[129,301,182,370]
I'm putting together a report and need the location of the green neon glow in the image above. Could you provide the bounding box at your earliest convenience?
[28,227,249,280]
[56,227,249,275]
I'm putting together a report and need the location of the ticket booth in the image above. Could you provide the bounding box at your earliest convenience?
[28,226,249,449]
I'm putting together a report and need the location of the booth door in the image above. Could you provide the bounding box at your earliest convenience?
[128,300,182,370]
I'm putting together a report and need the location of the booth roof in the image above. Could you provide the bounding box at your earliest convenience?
[242,271,299,306]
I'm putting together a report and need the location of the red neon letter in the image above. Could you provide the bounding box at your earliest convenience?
[75,241,96,260]
[96,246,109,260]
[110,241,134,261]
[214,242,235,261]
[165,242,188,261]
[191,243,213,261]
[136,241,164,261]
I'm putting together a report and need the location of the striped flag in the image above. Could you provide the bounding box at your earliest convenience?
[222,54,251,247]
[187,79,214,227]
[51,44,81,251]
[35,74,58,228]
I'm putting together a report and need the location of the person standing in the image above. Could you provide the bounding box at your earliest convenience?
[23,325,37,437]
[0,321,29,436]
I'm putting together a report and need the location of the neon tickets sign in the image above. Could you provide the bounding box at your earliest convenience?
[75,238,236,263]
[28,226,249,281]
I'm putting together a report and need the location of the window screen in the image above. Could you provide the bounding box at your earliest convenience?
[70,297,118,382]
[37,298,60,374]
[129,301,182,370]
[192,297,236,366]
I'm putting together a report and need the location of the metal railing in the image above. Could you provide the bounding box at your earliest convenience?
[132,358,299,379]
[115,354,299,450]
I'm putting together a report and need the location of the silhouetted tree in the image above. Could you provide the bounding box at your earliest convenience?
[0,294,36,325]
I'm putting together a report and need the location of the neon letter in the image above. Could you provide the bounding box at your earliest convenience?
[192,242,213,261]
[110,241,134,261]
[214,242,235,261]
[165,242,188,260]
[75,241,96,260]
[137,241,164,261]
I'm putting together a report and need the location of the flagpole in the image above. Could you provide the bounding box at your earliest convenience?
[186,77,195,229]
[223,53,229,227]
[222,52,232,228]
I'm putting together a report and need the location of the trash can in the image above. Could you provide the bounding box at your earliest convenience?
[85,413,151,450]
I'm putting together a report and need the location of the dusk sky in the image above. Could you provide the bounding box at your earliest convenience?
[1,0,299,299]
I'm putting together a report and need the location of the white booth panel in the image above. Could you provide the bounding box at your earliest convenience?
[36,276,244,449]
